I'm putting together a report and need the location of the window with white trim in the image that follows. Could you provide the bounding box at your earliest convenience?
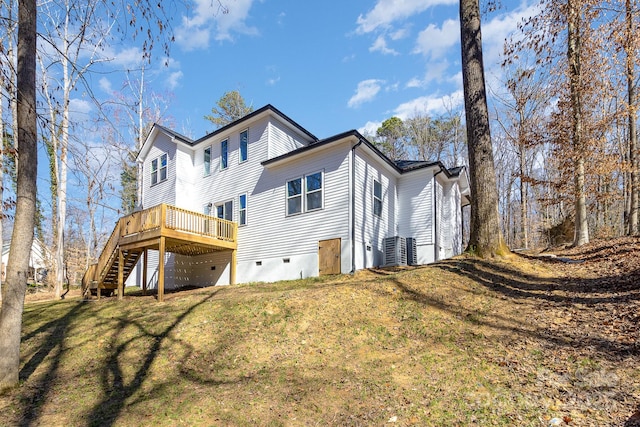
[286,171,323,216]
[216,200,233,221]
[239,129,248,163]
[306,172,323,211]
[151,153,167,185]
[203,146,211,176]
[220,139,228,170]
[238,194,247,225]
[373,179,383,217]
[286,177,302,215]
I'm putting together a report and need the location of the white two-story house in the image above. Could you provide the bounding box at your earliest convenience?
[127,104,470,290]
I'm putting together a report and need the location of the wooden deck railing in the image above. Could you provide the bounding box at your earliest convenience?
[82,204,237,291]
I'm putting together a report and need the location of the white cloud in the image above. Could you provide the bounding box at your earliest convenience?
[99,77,112,93]
[370,35,399,56]
[392,90,464,119]
[69,98,93,122]
[166,71,183,90]
[413,19,459,59]
[175,0,258,50]
[108,46,145,69]
[358,120,382,137]
[356,0,457,34]
[481,3,541,68]
[348,79,385,108]
[406,60,451,88]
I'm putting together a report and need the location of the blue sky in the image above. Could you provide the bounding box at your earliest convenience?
[90,0,539,142]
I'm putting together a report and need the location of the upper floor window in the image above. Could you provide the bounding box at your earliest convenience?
[239,129,248,163]
[204,146,211,176]
[151,153,167,185]
[286,171,323,216]
[373,179,383,217]
[221,139,228,170]
[238,194,247,225]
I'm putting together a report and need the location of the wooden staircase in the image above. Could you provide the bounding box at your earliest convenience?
[82,204,238,300]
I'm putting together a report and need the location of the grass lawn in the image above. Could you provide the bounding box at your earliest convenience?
[1,239,639,426]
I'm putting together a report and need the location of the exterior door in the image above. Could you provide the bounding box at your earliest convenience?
[318,238,341,275]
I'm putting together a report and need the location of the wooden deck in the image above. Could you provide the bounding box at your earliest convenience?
[82,204,237,302]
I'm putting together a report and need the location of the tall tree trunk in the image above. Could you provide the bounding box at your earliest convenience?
[568,0,589,246]
[459,0,508,257]
[519,138,529,249]
[627,0,639,235]
[0,0,37,391]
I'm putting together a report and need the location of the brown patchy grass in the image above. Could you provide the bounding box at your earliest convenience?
[1,238,639,426]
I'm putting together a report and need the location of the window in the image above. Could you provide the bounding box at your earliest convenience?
[239,129,248,163]
[306,172,323,211]
[204,146,211,176]
[151,153,167,185]
[216,200,233,221]
[287,177,302,215]
[220,139,228,170]
[373,179,383,217]
[286,171,323,216]
[238,194,247,225]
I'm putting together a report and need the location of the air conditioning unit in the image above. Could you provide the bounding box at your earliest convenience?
[384,236,407,267]
[406,237,418,266]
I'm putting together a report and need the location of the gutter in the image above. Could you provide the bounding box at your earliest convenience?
[433,169,443,262]
[351,138,364,273]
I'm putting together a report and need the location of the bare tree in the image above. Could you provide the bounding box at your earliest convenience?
[0,0,37,392]
[459,0,508,257]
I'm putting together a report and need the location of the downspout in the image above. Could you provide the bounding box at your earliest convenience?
[351,138,364,273]
[433,169,443,262]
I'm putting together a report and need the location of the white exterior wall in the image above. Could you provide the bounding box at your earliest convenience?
[237,143,351,283]
[397,169,436,265]
[139,117,352,287]
[141,133,177,208]
[131,110,468,289]
[268,120,313,159]
[353,148,397,269]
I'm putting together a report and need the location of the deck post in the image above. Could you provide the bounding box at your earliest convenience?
[158,237,165,302]
[118,249,124,301]
[230,249,237,285]
[142,249,148,296]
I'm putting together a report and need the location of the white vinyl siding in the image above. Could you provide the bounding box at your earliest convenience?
[143,133,177,208]
[353,148,397,269]
[397,168,436,264]
[267,120,314,159]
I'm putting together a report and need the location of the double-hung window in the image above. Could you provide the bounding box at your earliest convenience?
[216,200,233,221]
[287,178,302,215]
[238,194,247,225]
[373,179,383,217]
[286,171,323,216]
[306,172,323,211]
[220,139,228,170]
[239,129,248,163]
[151,153,167,185]
[203,146,211,176]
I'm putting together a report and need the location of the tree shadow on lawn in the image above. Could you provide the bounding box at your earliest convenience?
[17,301,92,427]
[428,256,639,359]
